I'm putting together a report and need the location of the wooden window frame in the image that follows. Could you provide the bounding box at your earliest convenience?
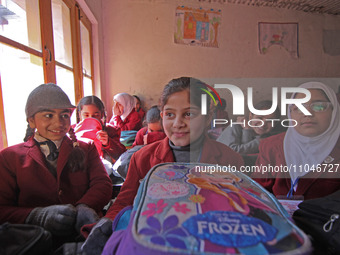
[79,6,94,96]
[0,0,95,148]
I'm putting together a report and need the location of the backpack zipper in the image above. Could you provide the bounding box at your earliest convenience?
[323,214,339,232]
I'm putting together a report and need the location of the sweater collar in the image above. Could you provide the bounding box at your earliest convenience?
[168,135,204,152]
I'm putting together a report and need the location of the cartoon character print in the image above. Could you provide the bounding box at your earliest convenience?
[186,170,275,215]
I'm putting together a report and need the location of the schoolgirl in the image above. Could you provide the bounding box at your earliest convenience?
[82,77,244,254]
[0,84,112,244]
[109,93,142,131]
[254,81,340,200]
[133,94,146,120]
[132,105,166,146]
[217,100,281,155]
[75,95,126,163]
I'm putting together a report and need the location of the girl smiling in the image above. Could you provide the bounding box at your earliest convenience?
[82,77,244,254]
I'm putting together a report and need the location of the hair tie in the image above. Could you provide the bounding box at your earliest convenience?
[68,127,79,147]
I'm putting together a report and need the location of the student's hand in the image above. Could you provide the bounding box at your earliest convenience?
[81,217,113,255]
[113,102,122,116]
[143,134,148,145]
[97,130,109,146]
[75,204,99,234]
[25,204,77,236]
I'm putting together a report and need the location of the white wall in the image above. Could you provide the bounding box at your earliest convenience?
[86,0,340,119]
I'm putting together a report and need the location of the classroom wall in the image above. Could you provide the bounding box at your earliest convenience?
[85,0,340,119]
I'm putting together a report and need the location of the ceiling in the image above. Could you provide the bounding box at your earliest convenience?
[197,0,340,15]
[2,1,340,17]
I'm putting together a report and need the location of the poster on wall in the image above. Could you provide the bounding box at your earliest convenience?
[258,22,299,58]
[323,29,340,56]
[174,6,221,48]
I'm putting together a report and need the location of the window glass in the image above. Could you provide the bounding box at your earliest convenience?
[0,43,44,146]
[0,0,41,51]
[52,0,73,67]
[83,76,92,96]
[56,65,76,124]
[80,21,91,76]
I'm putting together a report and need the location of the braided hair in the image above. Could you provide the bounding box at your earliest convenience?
[23,124,35,142]
[23,84,86,172]
[68,127,86,172]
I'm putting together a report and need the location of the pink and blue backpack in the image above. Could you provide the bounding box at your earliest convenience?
[103,163,312,255]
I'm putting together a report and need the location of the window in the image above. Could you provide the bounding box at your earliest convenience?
[0,0,94,147]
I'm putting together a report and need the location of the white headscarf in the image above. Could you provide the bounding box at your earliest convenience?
[284,82,340,183]
[113,93,135,121]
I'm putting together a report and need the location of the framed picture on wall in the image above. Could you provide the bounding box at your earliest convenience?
[258,22,299,58]
[174,6,221,48]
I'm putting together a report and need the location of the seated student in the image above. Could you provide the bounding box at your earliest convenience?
[133,95,146,120]
[82,77,244,254]
[132,105,166,146]
[112,106,166,180]
[74,96,126,164]
[217,100,281,155]
[253,82,340,200]
[109,93,142,131]
[0,84,112,247]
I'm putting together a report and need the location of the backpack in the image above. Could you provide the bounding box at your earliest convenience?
[120,130,138,148]
[112,145,145,179]
[293,190,340,255]
[103,163,313,255]
[0,223,52,255]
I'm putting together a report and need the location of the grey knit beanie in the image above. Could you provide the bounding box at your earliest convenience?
[25,83,75,118]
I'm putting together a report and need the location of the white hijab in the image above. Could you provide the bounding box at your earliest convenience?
[284,82,340,183]
[113,93,135,121]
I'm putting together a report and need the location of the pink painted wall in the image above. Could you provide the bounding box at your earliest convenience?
[85,0,340,119]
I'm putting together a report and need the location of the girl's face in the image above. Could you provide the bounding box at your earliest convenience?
[147,121,163,133]
[290,89,333,137]
[80,104,103,122]
[161,90,209,146]
[249,112,277,135]
[135,99,141,111]
[113,100,124,114]
[28,109,71,141]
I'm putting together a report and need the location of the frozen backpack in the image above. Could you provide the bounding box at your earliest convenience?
[103,163,312,255]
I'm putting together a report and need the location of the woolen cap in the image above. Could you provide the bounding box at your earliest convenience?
[25,83,76,118]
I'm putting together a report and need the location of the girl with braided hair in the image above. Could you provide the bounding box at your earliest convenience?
[74,96,126,164]
[0,84,112,248]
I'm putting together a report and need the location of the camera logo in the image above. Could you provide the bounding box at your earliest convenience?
[199,84,222,114]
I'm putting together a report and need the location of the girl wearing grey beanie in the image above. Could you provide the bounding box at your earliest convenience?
[0,83,112,250]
